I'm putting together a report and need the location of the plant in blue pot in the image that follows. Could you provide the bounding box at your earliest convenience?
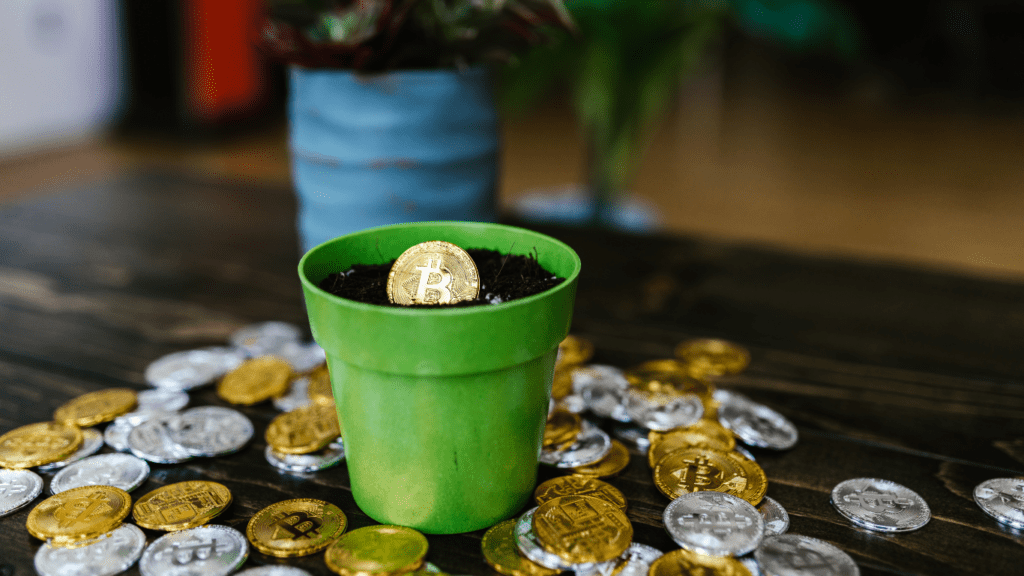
[262,0,571,252]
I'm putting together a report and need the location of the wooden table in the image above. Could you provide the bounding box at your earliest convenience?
[2,173,1023,576]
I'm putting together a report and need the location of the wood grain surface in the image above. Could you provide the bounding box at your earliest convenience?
[1,173,1022,575]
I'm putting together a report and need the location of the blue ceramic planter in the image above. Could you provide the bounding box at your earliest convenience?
[289,66,499,252]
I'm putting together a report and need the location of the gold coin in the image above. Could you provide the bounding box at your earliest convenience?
[386,240,480,306]
[533,495,632,564]
[543,409,581,448]
[572,440,630,477]
[550,364,574,401]
[217,356,293,405]
[481,519,560,576]
[653,447,763,504]
[674,338,751,377]
[557,335,594,366]
[648,422,736,468]
[26,485,131,544]
[649,548,751,576]
[0,421,82,469]
[246,498,348,558]
[625,364,714,402]
[53,388,137,428]
[534,475,627,511]
[324,524,428,576]
[308,364,334,405]
[731,450,769,505]
[266,403,341,455]
[133,480,232,531]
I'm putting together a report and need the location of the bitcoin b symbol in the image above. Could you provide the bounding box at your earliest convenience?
[414,258,453,304]
[672,457,723,490]
[54,493,114,528]
[272,511,323,540]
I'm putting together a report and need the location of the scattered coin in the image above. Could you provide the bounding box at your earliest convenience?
[36,428,104,471]
[831,478,930,533]
[755,534,859,576]
[146,347,246,390]
[533,495,632,564]
[675,339,751,377]
[649,548,752,576]
[324,524,429,575]
[514,507,575,570]
[230,321,303,356]
[0,421,83,469]
[266,403,340,455]
[169,406,254,457]
[34,522,146,576]
[276,340,327,373]
[648,422,736,468]
[611,426,651,453]
[53,388,137,428]
[127,415,193,464]
[758,497,790,536]
[716,391,798,451]
[974,477,1024,529]
[247,498,348,557]
[664,491,764,557]
[307,364,334,405]
[133,480,232,531]
[26,485,132,545]
[139,524,249,576]
[574,365,631,422]
[654,447,767,505]
[575,543,664,576]
[558,393,587,413]
[50,453,150,495]
[623,388,704,432]
[573,439,630,477]
[218,356,294,405]
[558,335,594,367]
[265,439,346,474]
[135,388,190,413]
[739,557,762,576]
[0,469,43,517]
[534,475,627,511]
[105,411,173,453]
[626,361,714,404]
[544,409,582,448]
[539,420,612,468]
[236,568,315,576]
[482,519,560,576]
[387,240,480,305]
[274,376,313,412]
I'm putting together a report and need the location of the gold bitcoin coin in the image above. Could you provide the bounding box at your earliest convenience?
[543,409,582,448]
[534,475,627,511]
[674,338,751,377]
[572,440,630,478]
[26,485,131,545]
[133,480,232,531]
[0,421,82,469]
[550,364,574,401]
[386,241,480,306]
[247,498,347,558]
[481,519,560,576]
[324,524,428,576]
[217,356,293,405]
[533,495,632,564]
[731,450,768,505]
[308,364,334,405]
[648,422,736,468]
[653,447,752,502]
[53,388,137,428]
[557,335,594,367]
[266,403,341,455]
[625,364,714,402]
[649,548,751,576]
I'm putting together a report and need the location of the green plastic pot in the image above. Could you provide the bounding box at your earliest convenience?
[298,221,581,534]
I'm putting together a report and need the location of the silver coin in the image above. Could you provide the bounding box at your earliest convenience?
[758,497,790,536]
[104,411,172,453]
[169,406,254,457]
[274,340,326,373]
[623,389,703,432]
[272,376,313,412]
[830,478,930,533]
[558,394,587,414]
[230,321,303,356]
[716,392,797,450]
[739,556,763,576]
[539,420,612,468]
[139,524,249,576]
[50,453,150,494]
[575,365,630,422]
[136,388,190,413]
[235,568,313,576]
[0,469,43,517]
[422,563,443,573]
[664,491,764,557]
[575,543,663,576]
[35,522,146,576]
[127,415,193,464]
[974,477,1024,529]
[146,347,246,391]
[514,507,575,570]
[264,439,345,473]
[611,426,651,453]
[734,445,756,462]
[37,428,104,471]
[755,534,859,576]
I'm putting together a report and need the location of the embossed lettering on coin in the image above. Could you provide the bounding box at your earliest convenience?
[26,485,132,544]
[831,478,929,533]
[974,477,1024,529]
[533,495,632,564]
[387,241,480,305]
[139,525,249,576]
[246,498,348,558]
[534,475,627,511]
[663,492,764,557]
[133,481,232,531]
[0,469,43,517]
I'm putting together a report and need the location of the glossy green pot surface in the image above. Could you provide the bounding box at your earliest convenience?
[298,221,581,533]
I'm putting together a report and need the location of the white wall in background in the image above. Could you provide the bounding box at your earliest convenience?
[0,0,122,156]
